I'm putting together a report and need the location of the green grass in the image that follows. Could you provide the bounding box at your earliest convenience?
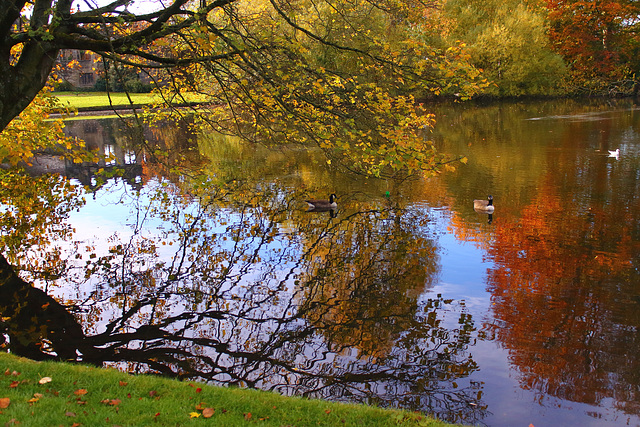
[53,92,205,110]
[53,92,158,109]
[0,353,455,426]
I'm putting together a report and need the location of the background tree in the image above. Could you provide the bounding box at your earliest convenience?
[443,0,567,96]
[545,0,640,93]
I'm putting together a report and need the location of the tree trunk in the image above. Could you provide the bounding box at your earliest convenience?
[0,253,85,360]
[0,42,58,131]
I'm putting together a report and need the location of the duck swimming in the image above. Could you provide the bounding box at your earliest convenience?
[473,195,495,213]
[306,193,337,211]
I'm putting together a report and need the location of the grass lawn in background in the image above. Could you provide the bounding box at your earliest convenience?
[52,92,207,111]
[53,92,158,110]
[0,353,457,426]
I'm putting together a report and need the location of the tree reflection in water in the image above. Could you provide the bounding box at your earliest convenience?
[0,172,485,424]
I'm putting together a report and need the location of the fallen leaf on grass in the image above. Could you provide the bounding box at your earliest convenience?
[202,408,215,418]
[148,390,157,397]
[101,399,121,406]
[195,387,202,393]
[245,412,252,421]
[9,381,19,388]
[0,397,10,408]
[74,389,88,396]
[39,377,52,384]
[119,381,128,387]
[189,412,201,418]
[65,411,76,417]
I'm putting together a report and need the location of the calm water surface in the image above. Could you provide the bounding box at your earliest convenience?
[12,99,640,426]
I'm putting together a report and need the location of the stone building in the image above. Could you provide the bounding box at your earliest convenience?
[57,49,102,89]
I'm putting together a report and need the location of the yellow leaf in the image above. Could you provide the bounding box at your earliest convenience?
[190,412,201,418]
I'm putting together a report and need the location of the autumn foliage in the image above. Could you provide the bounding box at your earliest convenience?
[545,0,640,90]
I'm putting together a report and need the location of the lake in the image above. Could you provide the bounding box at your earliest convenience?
[6,98,640,426]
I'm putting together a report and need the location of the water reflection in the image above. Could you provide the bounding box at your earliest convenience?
[1,128,485,424]
[433,99,640,424]
[2,99,640,426]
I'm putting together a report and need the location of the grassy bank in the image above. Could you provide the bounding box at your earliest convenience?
[53,92,158,110]
[0,353,455,426]
[53,92,206,111]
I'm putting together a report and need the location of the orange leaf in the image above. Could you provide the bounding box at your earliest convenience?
[148,390,157,397]
[74,389,88,396]
[202,407,215,418]
[9,381,19,388]
[0,398,10,408]
[195,387,202,393]
[119,381,128,387]
[245,412,252,420]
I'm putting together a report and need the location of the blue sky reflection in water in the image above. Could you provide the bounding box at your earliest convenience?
[16,99,640,426]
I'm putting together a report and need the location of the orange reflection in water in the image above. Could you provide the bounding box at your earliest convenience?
[481,177,639,412]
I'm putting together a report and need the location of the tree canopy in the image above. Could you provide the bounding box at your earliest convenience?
[2,0,488,177]
[3,0,639,177]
